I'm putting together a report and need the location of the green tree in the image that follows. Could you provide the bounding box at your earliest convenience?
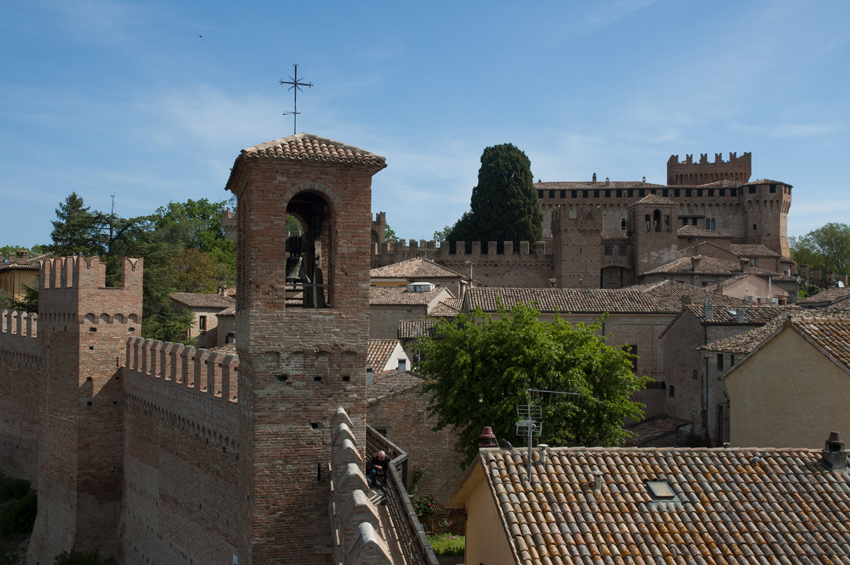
[167,248,228,293]
[0,289,11,310]
[790,223,850,275]
[46,193,101,257]
[432,225,453,242]
[448,144,543,249]
[417,302,648,465]
[11,283,37,313]
[384,223,398,241]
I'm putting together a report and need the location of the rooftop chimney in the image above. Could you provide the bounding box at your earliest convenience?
[822,431,847,470]
[704,299,714,321]
[537,444,548,466]
[15,250,29,265]
[681,295,692,307]
[740,258,749,273]
[592,173,597,183]
[479,426,497,448]
[735,308,746,323]
[691,256,701,272]
[592,469,603,491]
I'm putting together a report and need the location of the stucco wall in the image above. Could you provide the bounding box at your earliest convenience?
[726,328,850,448]
[369,304,429,340]
[465,466,515,565]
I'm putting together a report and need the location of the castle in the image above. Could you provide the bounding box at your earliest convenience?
[0,134,402,564]
[370,152,796,291]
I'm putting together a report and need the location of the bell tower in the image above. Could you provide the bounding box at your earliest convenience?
[225,133,386,564]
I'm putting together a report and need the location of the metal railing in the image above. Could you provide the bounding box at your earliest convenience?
[366,425,438,565]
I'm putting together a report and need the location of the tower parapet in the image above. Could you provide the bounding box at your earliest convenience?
[552,204,603,288]
[667,151,751,185]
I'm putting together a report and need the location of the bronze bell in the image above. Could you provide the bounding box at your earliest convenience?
[285,256,303,280]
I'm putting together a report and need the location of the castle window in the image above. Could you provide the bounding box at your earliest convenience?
[644,214,651,232]
[664,215,671,232]
[717,354,724,371]
[719,189,725,197]
[708,189,714,197]
[623,344,638,371]
[669,385,675,398]
[619,245,627,256]
[674,189,680,198]
[639,189,645,197]
[583,190,589,198]
[572,190,577,198]
[594,190,599,198]
[697,189,703,197]
[682,218,688,226]
[686,189,692,197]
[620,218,627,231]
[286,191,335,309]
[199,316,207,332]
[749,185,756,194]
[628,189,633,198]
[651,189,657,195]
[616,189,622,197]
[605,190,611,198]
[538,190,543,199]
[663,189,669,197]
[770,184,776,193]
[692,218,698,226]
[604,245,613,256]
[753,224,757,231]
[653,209,662,232]
[560,190,566,198]
[549,190,555,199]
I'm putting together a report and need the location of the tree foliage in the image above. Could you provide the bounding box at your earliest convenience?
[417,302,649,465]
[448,144,543,249]
[384,223,398,241]
[790,222,850,276]
[0,290,10,311]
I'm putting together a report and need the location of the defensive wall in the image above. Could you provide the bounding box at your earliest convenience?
[371,239,554,288]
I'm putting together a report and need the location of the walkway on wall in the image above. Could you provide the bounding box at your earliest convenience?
[368,487,406,564]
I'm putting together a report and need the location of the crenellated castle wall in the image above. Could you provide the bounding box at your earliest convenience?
[0,310,40,485]
[117,337,241,564]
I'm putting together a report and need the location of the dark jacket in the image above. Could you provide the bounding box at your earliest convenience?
[369,453,390,474]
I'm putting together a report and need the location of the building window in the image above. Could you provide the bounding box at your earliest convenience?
[616,189,622,197]
[708,189,714,197]
[538,190,543,199]
[605,190,611,198]
[669,385,675,398]
[674,189,680,198]
[651,189,657,195]
[571,190,577,198]
[618,245,627,256]
[620,218,627,231]
[639,189,645,197]
[560,190,566,198]
[623,345,638,372]
[645,214,651,232]
[663,189,669,197]
[583,190,589,198]
[594,190,599,198]
[692,369,698,379]
[686,189,692,197]
[199,315,207,331]
[549,190,555,199]
[770,184,776,193]
[697,189,703,197]
[692,218,698,226]
[749,185,756,194]
[717,354,724,371]
[604,245,613,256]
[753,224,757,231]
[731,355,735,365]
[720,189,725,197]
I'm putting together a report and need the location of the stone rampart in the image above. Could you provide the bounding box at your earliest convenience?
[0,310,40,485]
[371,239,554,287]
[117,337,240,564]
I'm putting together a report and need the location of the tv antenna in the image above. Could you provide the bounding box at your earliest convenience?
[280,64,313,135]
[516,388,581,470]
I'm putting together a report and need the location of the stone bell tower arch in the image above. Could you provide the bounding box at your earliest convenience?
[225,133,386,564]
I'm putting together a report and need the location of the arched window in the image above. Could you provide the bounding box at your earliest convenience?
[286,192,334,308]
[653,209,661,232]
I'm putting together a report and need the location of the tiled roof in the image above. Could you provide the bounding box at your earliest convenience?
[701,306,850,354]
[217,306,236,316]
[398,319,439,340]
[0,254,50,272]
[633,193,678,206]
[677,225,731,238]
[703,273,791,296]
[799,287,850,305]
[623,416,690,446]
[239,133,386,167]
[430,298,463,318]
[170,292,235,309]
[748,178,791,187]
[370,258,463,279]
[367,371,424,402]
[470,446,850,565]
[210,343,237,356]
[791,318,850,374]
[463,280,751,315]
[535,181,666,189]
[369,285,449,306]
[642,255,743,276]
[367,339,398,371]
[686,303,790,324]
[729,243,780,258]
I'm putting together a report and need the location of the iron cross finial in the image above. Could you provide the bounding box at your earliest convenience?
[280,64,313,136]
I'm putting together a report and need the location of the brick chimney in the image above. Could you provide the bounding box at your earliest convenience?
[691,256,701,272]
[479,426,497,448]
[735,308,745,323]
[822,431,847,470]
[704,299,714,321]
[739,258,749,273]
[15,250,29,264]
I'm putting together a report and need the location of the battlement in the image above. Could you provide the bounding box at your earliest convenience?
[0,310,38,338]
[39,256,142,292]
[125,337,240,403]
[667,152,751,185]
[551,203,601,231]
[222,208,237,243]
[374,238,551,258]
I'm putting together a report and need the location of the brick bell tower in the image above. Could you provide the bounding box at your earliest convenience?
[27,256,142,563]
[225,133,386,564]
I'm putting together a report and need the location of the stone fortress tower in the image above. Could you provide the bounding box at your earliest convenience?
[224,133,386,564]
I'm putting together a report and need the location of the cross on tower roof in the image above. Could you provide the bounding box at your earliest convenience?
[280,64,313,135]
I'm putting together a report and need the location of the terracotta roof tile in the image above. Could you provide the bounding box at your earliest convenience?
[476,446,850,565]
[430,298,463,318]
[729,244,780,258]
[799,287,850,305]
[748,178,791,187]
[367,339,398,371]
[701,307,850,354]
[367,371,424,402]
[369,285,449,306]
[642,255,742,275]
[685,304,790,324]
[792,318,850,373]
[370,258,464,279]
[240,133,386,167]
[218,306,236,316]
[623,417,690,446]
[463,280,752,315]
[677,225,732,239]
[170,292,235,309]
[535,181,667,189]
[633,193,679,206]
[398,319,439,340]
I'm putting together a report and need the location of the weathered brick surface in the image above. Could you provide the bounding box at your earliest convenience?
[226,151,384,564]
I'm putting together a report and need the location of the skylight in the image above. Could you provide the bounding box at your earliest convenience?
[646,481,676,500]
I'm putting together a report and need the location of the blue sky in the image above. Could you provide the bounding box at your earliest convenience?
[1,1,848,247]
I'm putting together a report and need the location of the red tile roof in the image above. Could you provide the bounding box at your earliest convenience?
[398,319,439,340]
[677,225,731,239]
[170,292,235,309]
[623,416,690,446]
[369,285,450,306]
[239,133,386,167]
[535,181,666,189]
[430,298,463,318]
[370,258,464,279]
[633,193,678,206]
[729,243,780,258]
[367,339,398,371]
[367,371,424,402]
[467,446,850,565]
[799,287,850,305]
[791,318,850,374]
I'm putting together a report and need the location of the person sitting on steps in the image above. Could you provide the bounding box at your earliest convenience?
[368,450,390,488]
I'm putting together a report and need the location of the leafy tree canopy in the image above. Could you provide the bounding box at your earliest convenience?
[417,302,649,465]
[448,144,543,248]
[790,222,850,277]
[384,223,398,241]
[0,289,11,310]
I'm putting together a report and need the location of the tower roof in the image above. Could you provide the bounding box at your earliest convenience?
[630,193,678,207]
[240,133,386,167]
